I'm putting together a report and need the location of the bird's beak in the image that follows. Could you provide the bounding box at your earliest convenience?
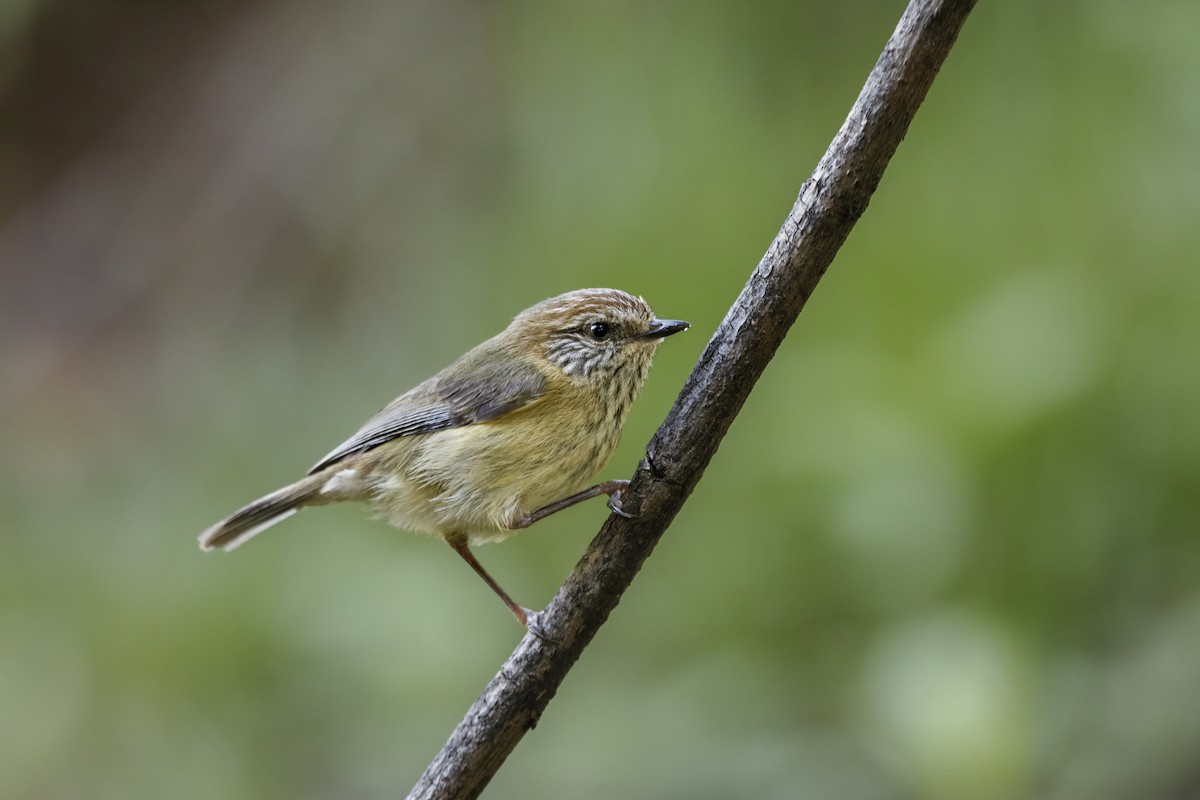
[641,318,690,339]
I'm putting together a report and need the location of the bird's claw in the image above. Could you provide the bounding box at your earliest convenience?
[607,489,634,519]
[523,609,558,643]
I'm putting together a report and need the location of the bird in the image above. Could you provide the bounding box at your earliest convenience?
[198,288,688,637]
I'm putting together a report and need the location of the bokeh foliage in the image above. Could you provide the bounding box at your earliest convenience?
[2,1,1198,798]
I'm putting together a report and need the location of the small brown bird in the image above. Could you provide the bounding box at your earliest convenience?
[199,288,688,636]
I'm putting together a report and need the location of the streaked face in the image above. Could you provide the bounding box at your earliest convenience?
[515,289,685,380]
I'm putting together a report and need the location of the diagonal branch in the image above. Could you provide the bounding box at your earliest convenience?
[408,1,978,797]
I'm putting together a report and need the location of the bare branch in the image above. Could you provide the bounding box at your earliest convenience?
[408,1,979,797]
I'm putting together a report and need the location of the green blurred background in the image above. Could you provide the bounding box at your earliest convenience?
[3,0,1199,798]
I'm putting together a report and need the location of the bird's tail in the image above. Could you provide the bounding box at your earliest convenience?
[198,472,330,552]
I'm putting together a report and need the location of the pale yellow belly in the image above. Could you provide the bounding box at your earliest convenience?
[360,404,619,544]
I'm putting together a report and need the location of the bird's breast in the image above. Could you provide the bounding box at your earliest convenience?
[385,385,625,539]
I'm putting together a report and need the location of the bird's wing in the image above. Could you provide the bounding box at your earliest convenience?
[308,354,547,474]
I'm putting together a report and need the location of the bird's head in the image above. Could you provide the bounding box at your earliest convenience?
[510,288,689,384]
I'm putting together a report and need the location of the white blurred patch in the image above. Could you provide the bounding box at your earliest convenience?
[831,440,970,606]
[856,610,1028,797]
[930,272,1104,432]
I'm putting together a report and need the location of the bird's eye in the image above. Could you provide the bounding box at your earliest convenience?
[587,321,611,340]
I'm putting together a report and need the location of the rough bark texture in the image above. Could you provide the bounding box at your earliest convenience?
[408,1,979,797]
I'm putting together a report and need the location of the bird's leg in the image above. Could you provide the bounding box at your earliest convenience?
[509,479,633,530]
[447,537,552,641]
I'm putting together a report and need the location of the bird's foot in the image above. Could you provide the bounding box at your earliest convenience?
[607,484,634,519]
[522,608,557,643]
